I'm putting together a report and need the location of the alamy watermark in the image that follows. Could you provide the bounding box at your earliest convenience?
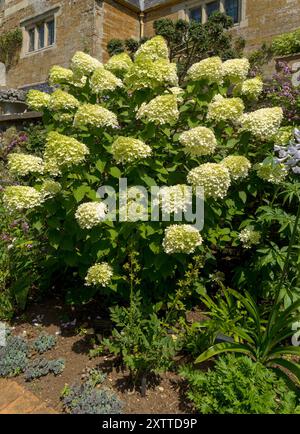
[96,178,204,230]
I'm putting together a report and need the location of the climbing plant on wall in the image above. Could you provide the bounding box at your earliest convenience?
[0,28,23,69]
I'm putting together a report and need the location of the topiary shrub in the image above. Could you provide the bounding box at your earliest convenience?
[181,354,300,414]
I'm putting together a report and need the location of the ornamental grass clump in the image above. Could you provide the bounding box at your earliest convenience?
[2,35,289,304]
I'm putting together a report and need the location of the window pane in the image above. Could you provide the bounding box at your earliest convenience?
[47,20,55,46]
[190,7,202,22]
[206,1,219,17]
[38,23,45,49]
[225,0,240,23]
[28,28,35,52]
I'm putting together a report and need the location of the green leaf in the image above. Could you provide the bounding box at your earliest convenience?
[95,159,106,173]
[238,191,247,204]
[269,358,300,382]
[73,185,93,202]
[140,173,157,187]
[11,275,31,309]
[195,342,253,364]
[109,166,122,178]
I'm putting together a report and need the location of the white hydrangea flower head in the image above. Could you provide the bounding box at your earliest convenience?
[239,107,283,140]
[187,57,223,83]
[8,153,44,176]
[155,185,193,214]
[49,65,87,88]
[238,227,261,249]
[134,36,169,61]
[222,58,250,83]
[74,104,118,129]
[207,94,244,122]
[71,51,102,76]
[2,186,44,213]
[179,126,217,157]
[256,161,288,184]
[187,163,231,199]
[221,156,251,180]
[273,126,294,145]
[44,131,89,170]
[239,77,263,98]
[136,94,179,125]
[48,89,80,111]
[75,202,108,229]
[111,136,152,164]
[125,58,178,90]
[119,186,148,222]
[55,112,75,123]
[44,159,61,177]
[26,90,50,111]
[162,224,203,254]
[167,86,185,102]
[49,65,74,86]
[40,180,62,199]
[85,262,113,287]
[90,66,123,93]
[105,52,133,75]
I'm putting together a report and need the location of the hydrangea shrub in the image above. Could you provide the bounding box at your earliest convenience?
[1,36,287,302]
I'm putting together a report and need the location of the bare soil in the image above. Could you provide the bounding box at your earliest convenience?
[11,296,197,414]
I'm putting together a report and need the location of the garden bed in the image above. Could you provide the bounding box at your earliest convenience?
[9,296,194,414]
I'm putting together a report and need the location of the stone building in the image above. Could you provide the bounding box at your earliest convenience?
[0,0,300,90]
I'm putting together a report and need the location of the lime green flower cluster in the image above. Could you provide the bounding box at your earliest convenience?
[222,58,250,83]
[75,202,108,229]
[239,107,283,140]
[26,90,50,111]
[8,153,44,176]
[162,224,203,254]
[238,227,261,249]
[2,186,44,213]
[187,56,223,83]
[187,163,231,199]
[40,180,62,199]
[44,131,89,174]
[73,103,118,129]
[49,65,86,88]
[85,262,113,287]
[105,52,133,75]
[221,156,251,180]
[256,161,288,184]
[273,126,294,145]
[71,51,102,76]
[207,94,244,122]
[167,86,184,100]
[49,89,80,111]
[111,136,152,164]
[179,126,217,156]
[90,66,123,93]
[134,35,169,61]
[125,57,178,90]
[49,65,74,85]
[136,94,179,125]
[238,77,263,99]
